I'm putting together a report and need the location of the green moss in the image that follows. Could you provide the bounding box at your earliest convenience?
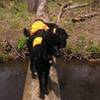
[67,38,100,57]
[17,36,27,50]
[86,42,100,53]
[0,53,12,62]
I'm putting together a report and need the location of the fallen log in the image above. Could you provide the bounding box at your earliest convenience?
[68,3,90,9]
[72,12,100,22]
[57,2,90,24]
[57,2,89,9]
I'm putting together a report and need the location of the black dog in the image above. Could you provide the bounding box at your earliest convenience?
[24,21,68,99]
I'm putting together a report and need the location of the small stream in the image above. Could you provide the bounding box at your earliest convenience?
[0,57,100,100]
[56,58,100,100]
[0,58,28,100]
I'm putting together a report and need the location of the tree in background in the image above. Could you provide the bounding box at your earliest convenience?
[0,0,10,8]
[26,0,49,21]
[36,0,49,21]
[26,0,39,12]
[92,0,100,9]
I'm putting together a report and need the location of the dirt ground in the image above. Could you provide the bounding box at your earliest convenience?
[0,1,100,58]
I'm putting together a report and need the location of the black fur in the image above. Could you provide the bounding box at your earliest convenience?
[23,23,68,99]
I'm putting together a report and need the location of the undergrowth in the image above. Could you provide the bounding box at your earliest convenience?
[0,0,99,60]
[17,36,27,50]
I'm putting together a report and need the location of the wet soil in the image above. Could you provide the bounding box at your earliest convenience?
[0,58,28,100]
[56,58,100,100]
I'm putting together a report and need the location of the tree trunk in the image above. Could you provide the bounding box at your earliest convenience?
[26,0,49,21]
[0,0,9,8]
[92,0,100,9]
[26,0,39,12]
[36,0,49,21]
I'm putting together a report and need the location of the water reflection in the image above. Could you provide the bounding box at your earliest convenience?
[56,58,100,100]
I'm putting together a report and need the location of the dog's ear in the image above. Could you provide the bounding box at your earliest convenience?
[23,28,30,37]
[56,28,69,39]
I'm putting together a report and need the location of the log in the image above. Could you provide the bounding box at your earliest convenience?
[56,3,90,24]
[68,3,90,9]
[22,63,61,100]
[57,2,90,9]
[72,12,100,22]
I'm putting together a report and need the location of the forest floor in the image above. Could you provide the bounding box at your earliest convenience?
[0,0,100,61]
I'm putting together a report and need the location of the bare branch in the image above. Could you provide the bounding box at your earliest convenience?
[68,3,90,9]
[56,2,90,25]
[56,3,71,24]
[72,12,100,23]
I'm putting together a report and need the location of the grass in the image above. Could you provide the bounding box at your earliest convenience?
[0,53,13,62]
[0,1,33,31]
[67,36,100,57]
[0,1,32,59]
[17,36,27,50]
[67,35,87,54]
[86,42,100,53]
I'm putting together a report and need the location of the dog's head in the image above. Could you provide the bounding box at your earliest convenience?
[54,28,68,48]
[45,27,68,57]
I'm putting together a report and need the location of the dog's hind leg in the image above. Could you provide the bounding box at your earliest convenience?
[30,56,37,79]
[44,67,50,95]
[37,72,46,99]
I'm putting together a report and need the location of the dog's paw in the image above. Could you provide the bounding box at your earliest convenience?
[31,73,37,79]
[44,89,49,95]
[39,92,45,99]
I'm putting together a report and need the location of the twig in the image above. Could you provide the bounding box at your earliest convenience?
[68,3,90,9]
[5,41,26,59]
[62,49,87,62]
[57,3,71,24]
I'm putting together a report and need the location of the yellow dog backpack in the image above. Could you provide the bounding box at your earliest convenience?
[30,20,49,36]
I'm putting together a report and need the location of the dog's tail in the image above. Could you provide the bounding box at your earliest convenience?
[23,28,30,37]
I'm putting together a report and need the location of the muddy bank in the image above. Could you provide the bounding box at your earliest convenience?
[0,58,29,100]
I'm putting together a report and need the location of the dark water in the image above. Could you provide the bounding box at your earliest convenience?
[56,58,100,100]
[0,58,28,100]
[0,57,100,100]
